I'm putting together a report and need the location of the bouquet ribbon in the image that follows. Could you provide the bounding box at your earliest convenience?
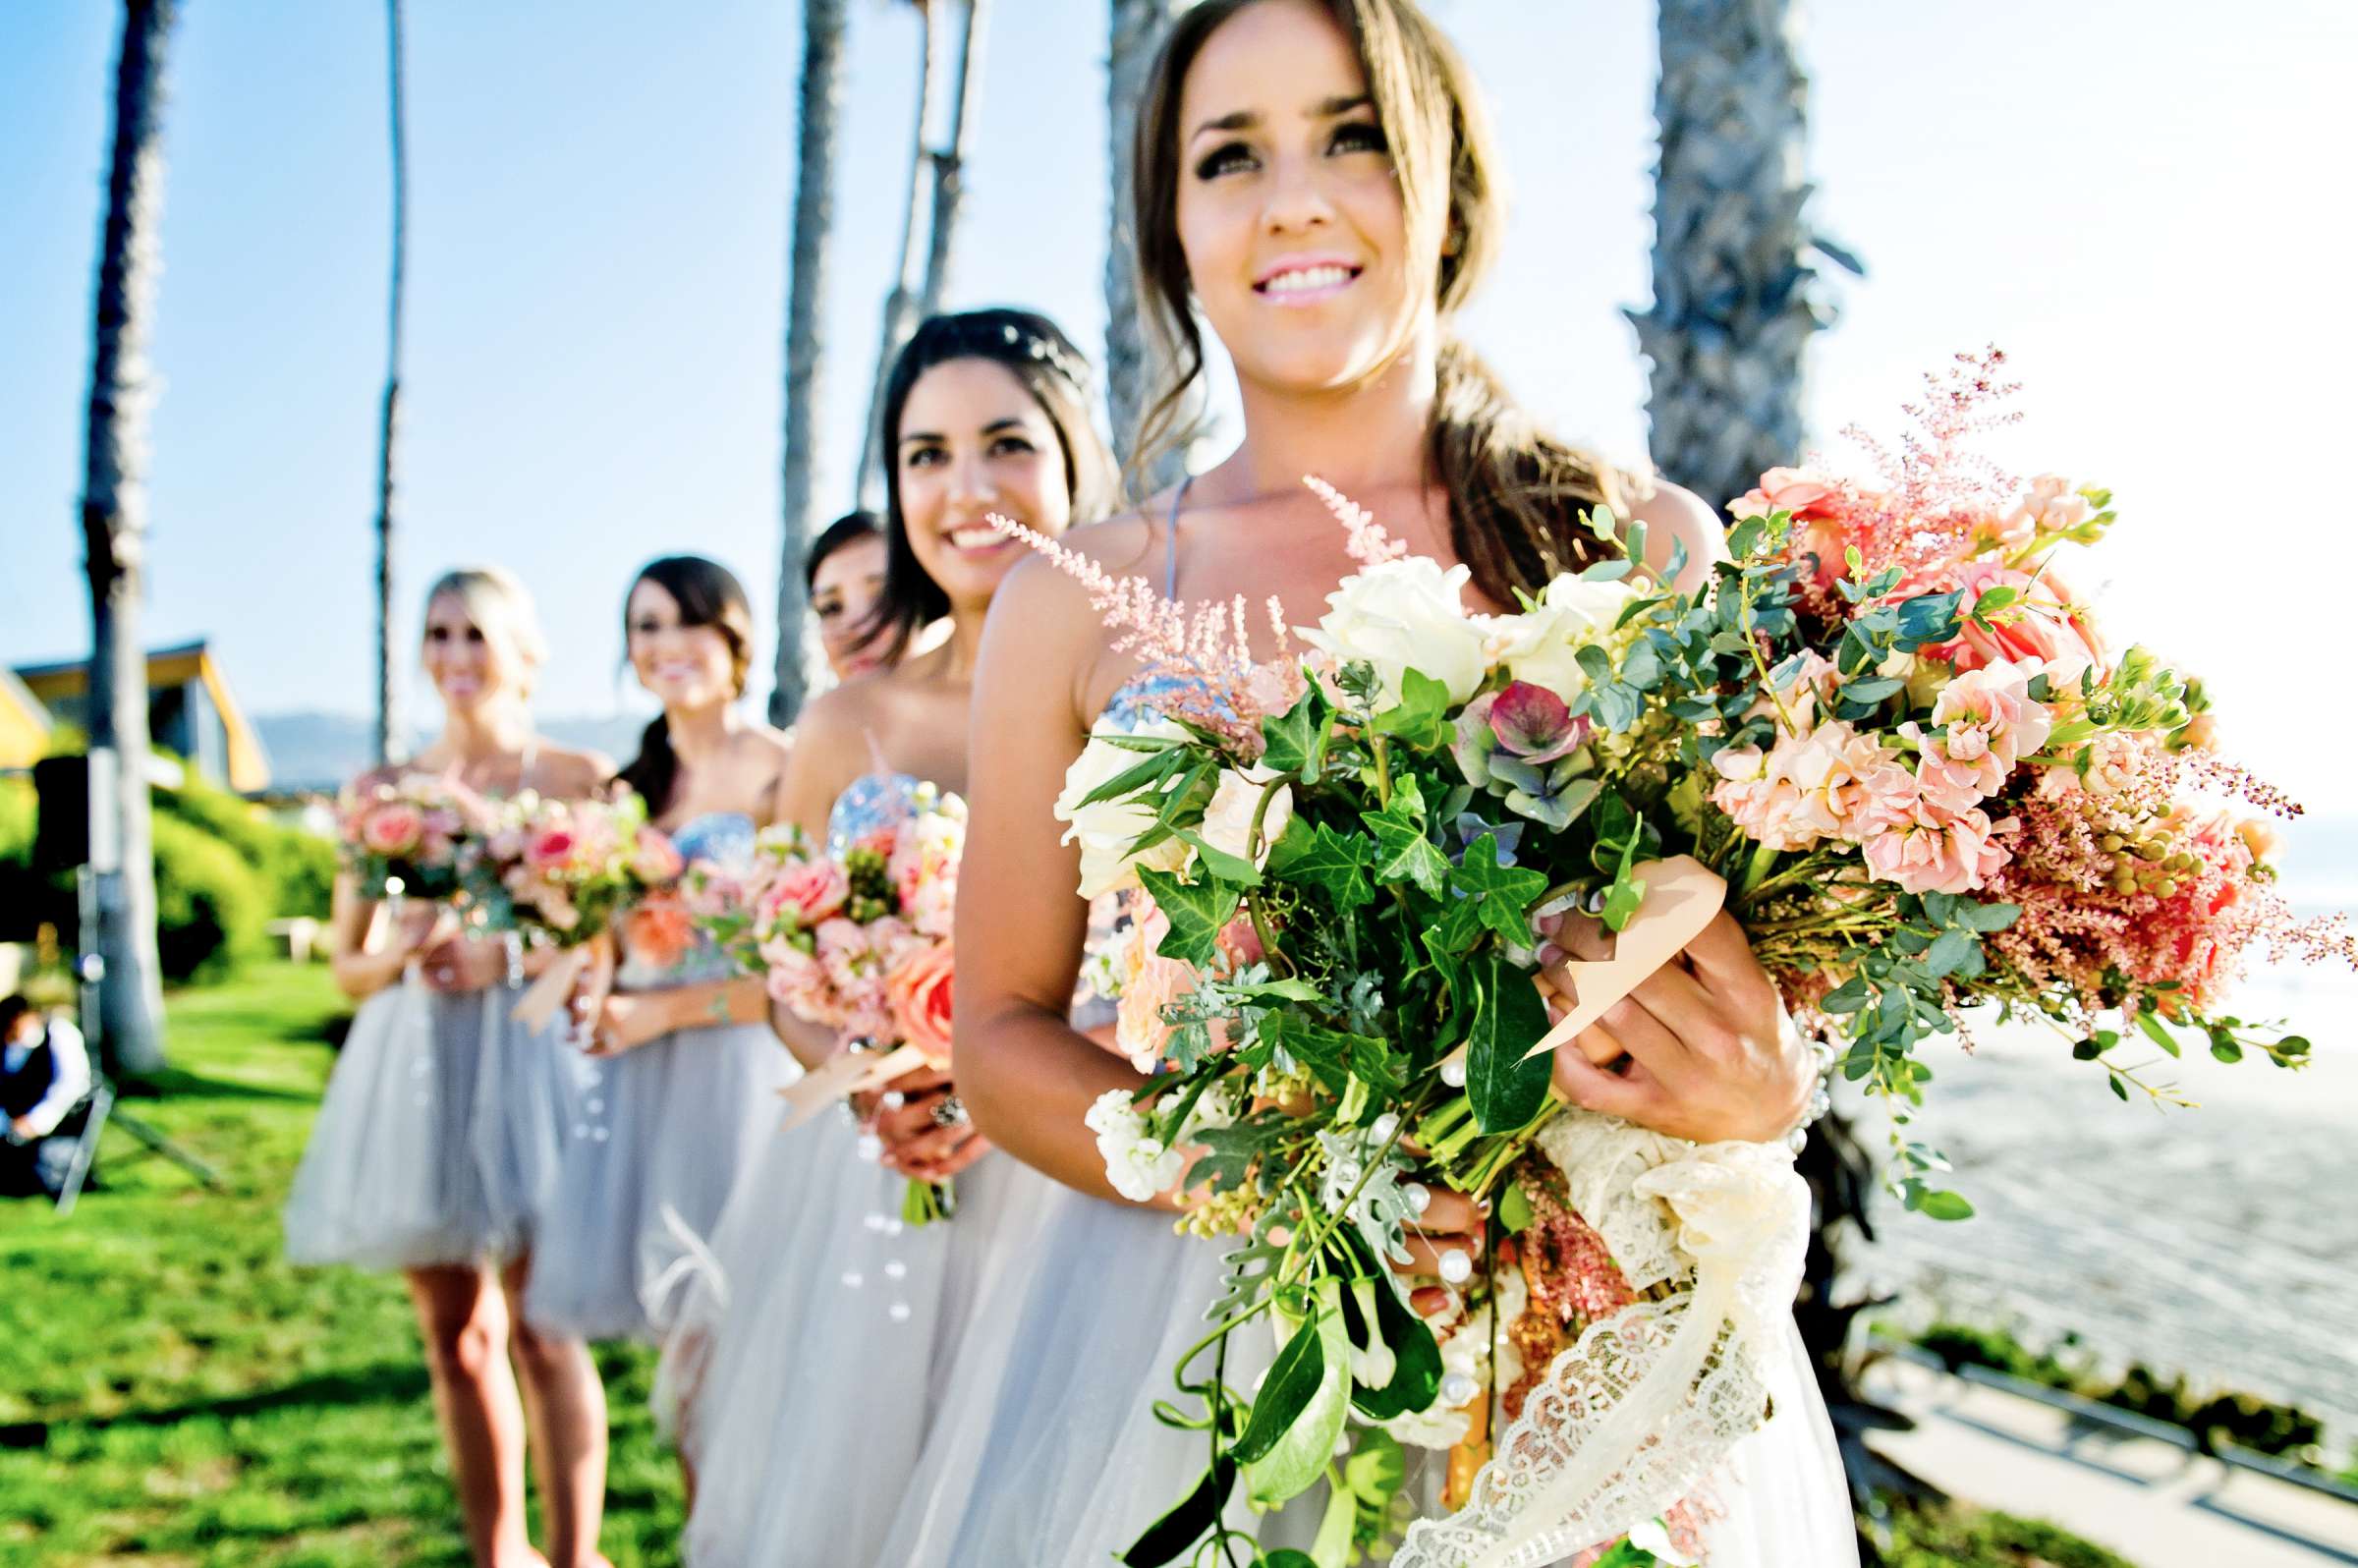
[1522,856,1727,1062]
[775,1042,930,1130]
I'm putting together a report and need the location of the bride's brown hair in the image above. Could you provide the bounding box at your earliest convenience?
[1130,0,1631,600]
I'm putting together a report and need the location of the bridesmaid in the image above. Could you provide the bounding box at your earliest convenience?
[644,510,890,1479]
[285,566,613,1568]
[891,2,1852,1563]
[666,308,1119,1566]
[522,557,801,1354]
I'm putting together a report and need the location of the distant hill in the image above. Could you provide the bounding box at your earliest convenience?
[253,709,651,794]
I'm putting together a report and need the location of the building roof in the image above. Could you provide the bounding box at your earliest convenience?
[13,640,272,792]
[0,668,51,771]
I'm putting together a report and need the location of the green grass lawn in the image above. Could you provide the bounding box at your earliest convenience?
[0,962,680,1567]
[0,961,2138,1568]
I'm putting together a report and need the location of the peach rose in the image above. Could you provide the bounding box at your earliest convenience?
[885,940,956,1068]
[623,893,696,972]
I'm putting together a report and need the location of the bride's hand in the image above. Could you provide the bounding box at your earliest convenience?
[1385,1184,1487,1318]
[1535,908,1807,1146]
[871,1064,991,1182]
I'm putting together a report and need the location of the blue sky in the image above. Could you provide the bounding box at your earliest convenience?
[3,0,2354,812]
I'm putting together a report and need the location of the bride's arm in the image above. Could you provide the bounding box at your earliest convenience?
[955,555,1163,1205]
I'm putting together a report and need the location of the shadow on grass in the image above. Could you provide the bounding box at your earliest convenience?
[0,1360,428,1449]
[129,1068,318,1105]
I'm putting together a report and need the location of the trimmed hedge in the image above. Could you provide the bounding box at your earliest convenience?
[149,811,271,982]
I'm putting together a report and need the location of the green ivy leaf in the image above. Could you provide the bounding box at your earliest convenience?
[1261,682,1335,782]
[1366,775,1451,897]
[1370,668,1453,751]
[1466,948,1553,1132]
[1136,868,1242,969]
[1266,817,1376,912]
[1449,832,1550,947]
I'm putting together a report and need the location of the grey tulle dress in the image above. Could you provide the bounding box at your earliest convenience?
[520,811,804,1342]
[652,772,1058,1566]
[284,960,568,1272]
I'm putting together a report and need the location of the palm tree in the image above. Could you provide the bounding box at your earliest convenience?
[770,0,853,727]
[853,0,987,507]
[1633,5,1886,1548]
[1105,0,1191,495]
[78,0,179,1075]
[1629,0,1861,515]
[918,0,987,319]
[372,0,408,765]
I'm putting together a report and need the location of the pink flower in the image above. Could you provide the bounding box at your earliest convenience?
[1891,560,2105,679]
[2082,733,2142,798]
[1863,808,2013,895]
[760,939,831,1022]
[1730,467,1839,523]
[526,824,580,871]
[1710,719,1913,850]
[630,826,685,886]
[1931,660,2052,769]
[1488,681,1590,762]
[760,859,850,929]
[360,803,424,857]
[884,939,956,1068]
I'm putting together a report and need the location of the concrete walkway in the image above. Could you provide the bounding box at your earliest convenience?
[1867,1358,2358,1567]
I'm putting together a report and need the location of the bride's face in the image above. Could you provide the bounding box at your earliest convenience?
[1175,0,1420,400]
[893,357,1073,614]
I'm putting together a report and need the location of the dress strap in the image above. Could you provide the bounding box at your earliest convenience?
[1162,475,1192,598]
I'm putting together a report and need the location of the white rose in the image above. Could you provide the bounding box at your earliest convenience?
[1055,720,1193,898]
[1493,573,1639,702]
[1197,767,1294,872]
[1298,557,1489,707]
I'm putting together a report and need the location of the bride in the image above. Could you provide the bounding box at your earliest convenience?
[884,2,1858,1562]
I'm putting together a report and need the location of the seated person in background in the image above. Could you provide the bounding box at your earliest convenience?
[0,995,93,1199]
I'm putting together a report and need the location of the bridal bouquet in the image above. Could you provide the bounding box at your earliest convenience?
[699,788,965,1223]
[336,775,480,903]
[1012,353,2349,1568]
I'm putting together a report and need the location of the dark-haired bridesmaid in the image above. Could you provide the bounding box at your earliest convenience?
[522,557,801,1346]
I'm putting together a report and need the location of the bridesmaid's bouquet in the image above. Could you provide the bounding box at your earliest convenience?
[477,790,685,1029]
[1007,352,2352,1568]
[336,775,479,903]
[700,788,966,1223]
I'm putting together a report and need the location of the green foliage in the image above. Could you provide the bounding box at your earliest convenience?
[156,778,336,920]
[0,777,72,944]
[151,812,273,982]
[1880,1496,2139,1568]
[1910,1320,2338,1466]
[0,962,685,1564]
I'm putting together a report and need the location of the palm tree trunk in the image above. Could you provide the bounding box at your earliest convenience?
[1635,5,1883,1548]
[917,0,987,320]
[78,0,178,1076]
[854,0,949,509]
[770,0,851,728]
[1629,0,1860,513]
[1105,0,1190,496]
[373,0,408,765]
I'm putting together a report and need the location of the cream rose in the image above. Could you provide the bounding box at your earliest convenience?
[1055,720,1193,899]
[1493,573,1641,702]
[1197,767,1293,871]
[1299,557,1489,707]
